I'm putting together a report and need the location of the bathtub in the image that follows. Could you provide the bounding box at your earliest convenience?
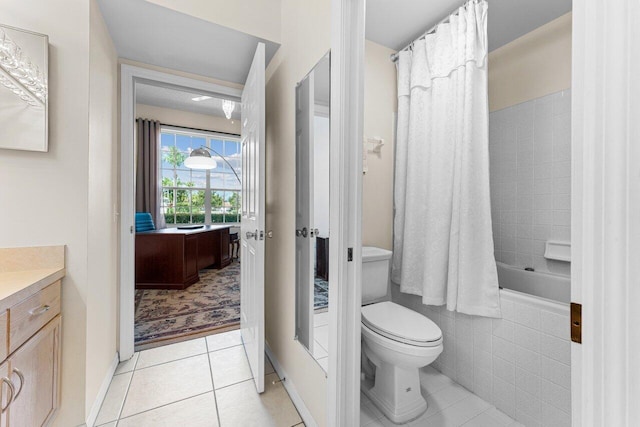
[496,261,570,304]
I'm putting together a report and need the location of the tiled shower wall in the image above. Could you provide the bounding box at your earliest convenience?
[392,286,572,427]
[489,90,571,276]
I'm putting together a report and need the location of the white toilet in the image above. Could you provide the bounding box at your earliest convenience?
[361,247,443,424]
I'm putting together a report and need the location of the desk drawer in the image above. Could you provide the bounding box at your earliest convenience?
[9,281,61,354]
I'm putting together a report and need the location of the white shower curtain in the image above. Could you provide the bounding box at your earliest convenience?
[391,0,500,317]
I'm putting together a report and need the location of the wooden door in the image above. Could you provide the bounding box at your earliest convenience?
[0,361,9,427]
[7,316,60,427]
[240,42,266,393]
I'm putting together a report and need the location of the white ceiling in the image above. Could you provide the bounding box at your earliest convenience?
[136,83,241,120]
[366,0,572,52]
[96,0,280,84]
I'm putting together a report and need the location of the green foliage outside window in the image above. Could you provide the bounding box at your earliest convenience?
[161,134,241,225]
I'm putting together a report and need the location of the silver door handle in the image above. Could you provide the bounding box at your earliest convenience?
[1,377,14,413]
[246,230,258,240]
[296,227,308,238]
[12,369,23,400]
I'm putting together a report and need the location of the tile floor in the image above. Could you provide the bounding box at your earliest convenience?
[312,311,329,372]
[95,330,304,427]
[360,366,525,427]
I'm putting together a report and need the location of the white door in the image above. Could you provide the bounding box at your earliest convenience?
[240,42,266,393]
[295,72,315,350]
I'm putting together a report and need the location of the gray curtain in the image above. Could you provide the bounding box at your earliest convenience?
[136,119,164,228]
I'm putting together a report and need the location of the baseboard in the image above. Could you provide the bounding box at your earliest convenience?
[265,343,318,427]
[85,352,119,427]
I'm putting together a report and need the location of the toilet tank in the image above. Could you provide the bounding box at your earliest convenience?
[362,246,393,304]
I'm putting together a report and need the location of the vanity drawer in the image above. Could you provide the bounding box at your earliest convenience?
[9,281,61,354]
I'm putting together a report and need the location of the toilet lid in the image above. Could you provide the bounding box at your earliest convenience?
[362,301,442,346]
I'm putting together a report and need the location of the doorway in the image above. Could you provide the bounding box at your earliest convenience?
[132,83,243,350]
[119,64,243,358]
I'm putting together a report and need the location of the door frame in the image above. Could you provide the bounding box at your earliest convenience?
[119,64,241,360]
[571,0,640,425]
[327,0,365,425]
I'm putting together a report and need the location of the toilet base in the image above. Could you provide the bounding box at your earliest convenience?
[361,361,428,424]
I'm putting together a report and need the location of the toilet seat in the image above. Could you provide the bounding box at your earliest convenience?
[362,302,442,347]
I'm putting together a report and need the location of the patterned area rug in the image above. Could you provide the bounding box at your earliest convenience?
[314,277,329,309]
[135,261,240,347]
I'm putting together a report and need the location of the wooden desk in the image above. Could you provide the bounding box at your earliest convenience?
[135,225,231,290]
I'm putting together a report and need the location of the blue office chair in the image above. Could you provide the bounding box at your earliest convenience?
[135,212,156,232]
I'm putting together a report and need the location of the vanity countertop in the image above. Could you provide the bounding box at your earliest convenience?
[0,267,65,309]
[0,245,65,308]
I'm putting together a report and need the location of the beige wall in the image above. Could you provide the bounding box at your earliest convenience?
[0,1,89,425]
[136,104,241,135]
[264,0,330,425]
[0,1,119,425]
[147,0,282,43]
[488,13,572,112]
[86,0,119,417]
[362,40,397,251]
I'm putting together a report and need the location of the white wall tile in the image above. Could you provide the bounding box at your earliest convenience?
[474,349,492,373]
[513,324,540,353]
[489,89,571,276]
[473,317,492,335]
[493,377,516,417]
[515,366,540,397]
[440,314,456,336]
[532,224,551,241]
[514,410,542,427]
[540,333,571,365]
[474,369,493,403]
[515,388,541,421]
[492,336,515,363]
[540,311,570,340]
[540,378,571,414]
[492,319,514,341]
[540,356,571,390]
[541,402,571,427]
[474,331,492,354]
[514,344,541,376]
[512,303,541,330]
[493,356,515,384]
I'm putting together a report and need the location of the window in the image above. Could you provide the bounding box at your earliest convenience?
[160,127,241,225]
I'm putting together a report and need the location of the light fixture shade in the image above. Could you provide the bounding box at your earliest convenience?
[222,99,235,120]
[184,148,217,170]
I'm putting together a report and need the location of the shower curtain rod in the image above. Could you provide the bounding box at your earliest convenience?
[390,0,479,63]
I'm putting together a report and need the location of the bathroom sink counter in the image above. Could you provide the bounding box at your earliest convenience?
[0,245,65,309]
[0,267,65,309]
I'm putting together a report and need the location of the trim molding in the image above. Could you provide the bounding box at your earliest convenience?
[572,0,640,425]
[329,0,365,425]
[264,343,318,427]
[85,353,119,427]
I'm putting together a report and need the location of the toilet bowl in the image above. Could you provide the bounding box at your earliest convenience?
[361,301,443,423]
[360,247,443,424]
